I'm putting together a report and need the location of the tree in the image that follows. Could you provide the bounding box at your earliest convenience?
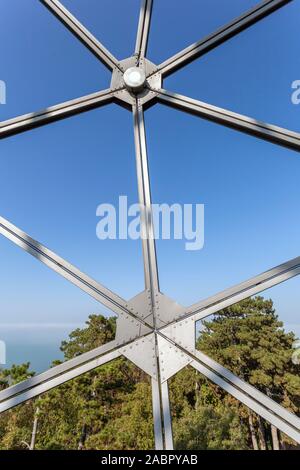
[174,403,247,450]
[13,315,152,450]
[197,296,300,449]
[0,298,299,450]
[0,362,34,388]
[0,363,35,450]
[60,314,116,360]
[170,367,248,450]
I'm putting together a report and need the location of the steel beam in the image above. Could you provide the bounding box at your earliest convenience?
[0,216,141,321]
[161,381,174,450]
[0,0,297,451]
[40,0,121,71]
[151,378,164,449]
[192,349,300,432]
[183,256,300,323]
[0,347,121,413]
[132,102,159,294]
[156,88,300,152]
[153,0,291,77]
[133,102,172,448]
[0,88,116,139]
[135,0,153,62]
[157,331,300,443]
[190,353,300,443]
[0,340,118,406]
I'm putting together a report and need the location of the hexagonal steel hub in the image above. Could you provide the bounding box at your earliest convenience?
[110,56,162,107]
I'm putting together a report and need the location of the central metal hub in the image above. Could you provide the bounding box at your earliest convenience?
[123,66,146,93]
[110,56,162,107]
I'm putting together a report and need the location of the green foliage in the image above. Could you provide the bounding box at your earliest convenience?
[174,404,247,450]
[60,315,116,360]
[0,315,153,450]
[0,298,299,450]
[0,362,34,388]
[85,381,154,450]
[198,296,300,413]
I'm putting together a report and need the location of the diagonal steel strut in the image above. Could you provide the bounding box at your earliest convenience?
[155,88,300,152]
[157,331,300,443]
[0,0,299,451]
[181,256,300,324]
[149,0,291,77]
[40,0,122,71]
[0,340,119,410]
[0,216,150,326]
[0,88,117,139]
[0,346,121,413]
[190,350,300,443]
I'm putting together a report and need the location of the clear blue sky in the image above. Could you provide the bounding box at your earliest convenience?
[0,0,300,371]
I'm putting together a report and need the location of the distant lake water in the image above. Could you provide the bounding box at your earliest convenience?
[0,323,85,373]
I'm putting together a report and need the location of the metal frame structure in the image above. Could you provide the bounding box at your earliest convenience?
[0,0,300,449]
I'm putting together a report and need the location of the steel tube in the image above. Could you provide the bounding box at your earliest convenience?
[156,88,300,152]
[184,256,300,323]
[0,340,118,404]
[0,89,115,139]
[135,0,153,62]
[40,0,121,70]
[132,102,159,293]
[0,216,141,320]
[154,0,290,77]
[191,358,300,443]
[0,348,121,413]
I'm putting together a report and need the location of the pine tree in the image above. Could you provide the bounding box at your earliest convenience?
[0,298,299,450]
[197,296,300,449]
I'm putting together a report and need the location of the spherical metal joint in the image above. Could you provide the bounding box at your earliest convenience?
[123,67,146,93]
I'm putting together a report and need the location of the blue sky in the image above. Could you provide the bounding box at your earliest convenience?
[0,0,300,371]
